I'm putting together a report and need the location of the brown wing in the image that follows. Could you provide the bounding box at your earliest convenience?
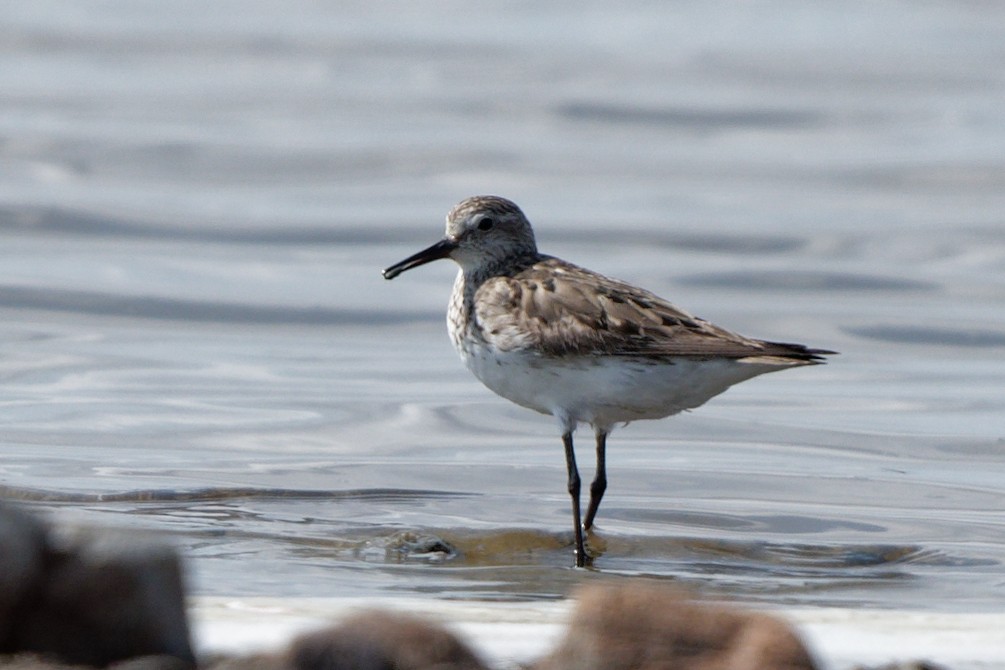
[473,257,829,361]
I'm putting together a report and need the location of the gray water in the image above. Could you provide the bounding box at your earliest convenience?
[2,1,1005,612]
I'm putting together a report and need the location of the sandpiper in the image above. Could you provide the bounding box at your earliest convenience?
[383,195,834,567]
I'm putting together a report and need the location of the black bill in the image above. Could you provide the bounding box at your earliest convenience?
[382,238,458,280]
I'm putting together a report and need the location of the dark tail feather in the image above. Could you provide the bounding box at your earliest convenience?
[763,341,838,363]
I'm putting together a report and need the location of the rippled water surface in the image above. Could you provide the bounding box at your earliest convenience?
[2,1,1005,612]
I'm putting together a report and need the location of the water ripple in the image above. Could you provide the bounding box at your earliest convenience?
[0,485,469,504]
[679,270,936,292]
[849,325,1005,348]
[0,285,432,325]
[557,102,824,130]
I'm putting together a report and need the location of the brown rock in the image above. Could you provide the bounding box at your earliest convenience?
[288,610,488,670]
[110,654,199,670]
[0,652,87,670]
[200,651,290,670]
[8,526,195,668]
[536,581,818,670]
[0,652,195,670]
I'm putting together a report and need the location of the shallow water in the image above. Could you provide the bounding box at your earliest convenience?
[2,1,1005,614]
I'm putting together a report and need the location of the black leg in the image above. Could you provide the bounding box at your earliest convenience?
[562,431,586,567]
[583,429,607,531]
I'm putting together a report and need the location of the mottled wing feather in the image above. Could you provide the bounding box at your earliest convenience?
[473,257,827,361]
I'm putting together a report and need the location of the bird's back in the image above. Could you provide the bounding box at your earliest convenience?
[461,255,829,362]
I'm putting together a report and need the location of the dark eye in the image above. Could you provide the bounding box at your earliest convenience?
[477,218,494,231]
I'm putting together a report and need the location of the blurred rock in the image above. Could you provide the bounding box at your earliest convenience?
[0,655,193,670]
[288,610,487,670]
[200,652,288,670]
[0,502,195,668]
[110,655,199,670]
[0,653,83,670]
[0,504,48,648]
[536,581,818,670]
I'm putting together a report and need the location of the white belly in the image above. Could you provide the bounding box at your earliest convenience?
[458,341,777,431]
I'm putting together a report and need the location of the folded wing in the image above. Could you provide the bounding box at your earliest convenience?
[473,257,832,363]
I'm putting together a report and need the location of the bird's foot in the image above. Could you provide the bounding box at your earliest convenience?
[584,526,607,558]
[571,528,606,568]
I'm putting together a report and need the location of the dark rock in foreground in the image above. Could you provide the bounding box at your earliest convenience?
[0,505,48,641]
[0,502,194,668]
